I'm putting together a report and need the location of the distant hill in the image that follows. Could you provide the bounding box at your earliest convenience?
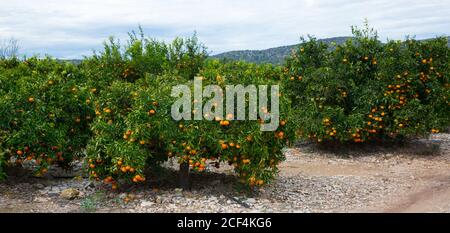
[212,36,450,65]
[57,59,82,65]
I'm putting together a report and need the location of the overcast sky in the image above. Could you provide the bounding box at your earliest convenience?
[1,0,449,58]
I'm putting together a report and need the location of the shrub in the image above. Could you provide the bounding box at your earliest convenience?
[83,28,207,85]
[284,25,450,143]
[0,57,93,177]
[86,59,296,189]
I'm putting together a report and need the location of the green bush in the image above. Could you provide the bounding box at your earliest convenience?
[284,25,450,143]
[86,58,296,189]
[0,57,93,176]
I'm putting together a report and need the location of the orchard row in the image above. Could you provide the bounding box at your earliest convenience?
[0,26,448,188]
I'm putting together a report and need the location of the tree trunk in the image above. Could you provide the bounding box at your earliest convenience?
[179,162,190,190]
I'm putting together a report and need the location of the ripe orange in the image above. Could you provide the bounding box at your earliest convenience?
[221,143,228,150]
[28,97,35,103]
[148,109,156,115]
[17,150,23,156]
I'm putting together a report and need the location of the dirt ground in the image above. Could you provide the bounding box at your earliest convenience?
[0,133,449,213]
[281,133,450,212]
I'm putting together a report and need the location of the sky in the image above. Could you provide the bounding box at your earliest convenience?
[0,0,449,59]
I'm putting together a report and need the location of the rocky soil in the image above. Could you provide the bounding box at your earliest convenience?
[1,134,449,213]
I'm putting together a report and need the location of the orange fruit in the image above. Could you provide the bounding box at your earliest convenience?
[148,109,156,115]
[221,143,228,150]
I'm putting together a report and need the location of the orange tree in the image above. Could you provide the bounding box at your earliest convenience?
[81,31,207,188]
[85,57,296,189]
[0,57,94,178]
[284,25,450,143]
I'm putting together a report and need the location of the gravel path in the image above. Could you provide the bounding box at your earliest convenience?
[1,133,449,213]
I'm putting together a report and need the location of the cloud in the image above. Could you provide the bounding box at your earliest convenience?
[0,0,449,58]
